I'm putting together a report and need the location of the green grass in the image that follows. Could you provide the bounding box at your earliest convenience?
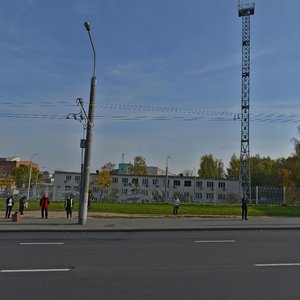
[1,200,300,217]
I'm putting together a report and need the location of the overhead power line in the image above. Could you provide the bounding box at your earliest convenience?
[0,100,300,124]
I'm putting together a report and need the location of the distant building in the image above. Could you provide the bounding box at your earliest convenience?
[0,156,38,178]
[117,163,171,176]
[53,170,239,203]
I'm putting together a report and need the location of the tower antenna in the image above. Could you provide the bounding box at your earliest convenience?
[238,1,255,200]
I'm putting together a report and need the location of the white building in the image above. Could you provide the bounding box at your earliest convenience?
[53,170,240,204]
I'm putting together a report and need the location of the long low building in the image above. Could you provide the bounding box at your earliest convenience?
[53,170,240,204]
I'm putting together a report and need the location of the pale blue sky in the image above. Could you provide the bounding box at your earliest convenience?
[1,0,300,174]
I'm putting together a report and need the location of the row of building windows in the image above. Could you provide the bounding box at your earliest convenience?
[64,175,227,188]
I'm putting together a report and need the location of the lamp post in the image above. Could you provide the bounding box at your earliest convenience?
[27,153,39,200]
[165,156,171,202]
[78,21,97,225]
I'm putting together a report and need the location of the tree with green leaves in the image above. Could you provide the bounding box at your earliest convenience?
[11,165,42,188]
[128,156,147,175]
[226,153,240,180]
[198,154,225,179]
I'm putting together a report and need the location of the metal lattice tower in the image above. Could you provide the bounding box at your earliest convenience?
[238,1,254,199]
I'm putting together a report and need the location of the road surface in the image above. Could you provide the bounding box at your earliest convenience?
[1,231,300,299]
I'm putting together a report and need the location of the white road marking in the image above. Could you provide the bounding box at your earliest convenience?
[194,240,236,243]
[19,242,64,245]
[255,263,300,267]
[1,268,70,273]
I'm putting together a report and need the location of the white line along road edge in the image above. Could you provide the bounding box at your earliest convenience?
[255,263,300,267]
[194,240,236,243]
[1,268,70,273]
[19,243,65,245]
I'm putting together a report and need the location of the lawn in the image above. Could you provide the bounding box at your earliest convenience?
[1,200,300,217]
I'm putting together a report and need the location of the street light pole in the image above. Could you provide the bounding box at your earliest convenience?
[27,153,39,200]
[165,156,171,202]
[78,22,97,225]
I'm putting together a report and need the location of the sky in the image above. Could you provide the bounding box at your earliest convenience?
[1,0,300,175]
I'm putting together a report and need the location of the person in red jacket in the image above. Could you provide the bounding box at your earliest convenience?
[40,193,50,219]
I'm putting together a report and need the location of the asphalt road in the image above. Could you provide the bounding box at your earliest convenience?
[1,231,300,300]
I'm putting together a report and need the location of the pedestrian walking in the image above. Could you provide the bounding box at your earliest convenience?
[19,196,26,215]
[241,195,249,220]
[40,193,50,219]
[5,195,14,219]
[64,194,74,218]
[173,195,180,215]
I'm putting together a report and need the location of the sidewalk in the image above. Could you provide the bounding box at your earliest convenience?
[1,211,300,232]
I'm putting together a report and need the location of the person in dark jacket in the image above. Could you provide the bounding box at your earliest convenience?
[40,193,50,219]
[241,195,249,220]
[64,194,74,218]
[19,196,26,215]
[5,196,14,219]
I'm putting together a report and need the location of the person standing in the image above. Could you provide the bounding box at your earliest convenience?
[173,195,180,215]
[64,194,74,218]
[5,195,14,219]
[19,196,26,215]
[40,193,50,219]
[241,195,249,220]
[88,191,94,211]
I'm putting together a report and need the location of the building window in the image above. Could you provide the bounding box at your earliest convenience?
[173,180,180,186]
[121,189,128,194]
[196,193,202,199]
[142,178,149,185]
[206,193,214,199]
[207,181,214,188]
[218,194,226,200]
[218,182,225,189]
[132,178,139,185]
[65,185,71,191]
[153,179,159,185]
[152,190,159,196]
[142,190,148,195]
[75,176,80,182]
[196,181,202,188]
[112,177,118,183]
[65,175,71,181]
[184,180,191,187]
[122,178,128,184]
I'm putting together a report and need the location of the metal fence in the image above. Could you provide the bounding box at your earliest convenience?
[254,186,300,205]
[3,185,299,205]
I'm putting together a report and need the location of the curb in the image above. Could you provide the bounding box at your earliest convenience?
[1,226,300,233]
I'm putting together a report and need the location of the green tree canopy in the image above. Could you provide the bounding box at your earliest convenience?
[129,156,147,175]
[11,165,42,188]
[198,154,225,179]
[226,153,240,180]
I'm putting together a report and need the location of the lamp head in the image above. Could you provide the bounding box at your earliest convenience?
[84,22,91,31]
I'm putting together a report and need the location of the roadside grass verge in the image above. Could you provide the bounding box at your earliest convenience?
[1,200,300,217]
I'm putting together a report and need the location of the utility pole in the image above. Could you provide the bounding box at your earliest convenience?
[78,22,97,225]
[27,153,39,201]
[165,156,170,202]
[238,1,255,200]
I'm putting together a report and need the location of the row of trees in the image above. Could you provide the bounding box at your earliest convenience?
[199,127,300,189]
[10,165,43,188]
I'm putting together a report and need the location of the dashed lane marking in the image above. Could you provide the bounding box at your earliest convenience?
[255,263,300,267]
[1,268,70,273]
[194,240,236,243]
[19,242,64,245]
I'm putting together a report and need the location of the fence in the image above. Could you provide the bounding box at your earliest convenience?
[255,186,300,205]
[3,185,298,205]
